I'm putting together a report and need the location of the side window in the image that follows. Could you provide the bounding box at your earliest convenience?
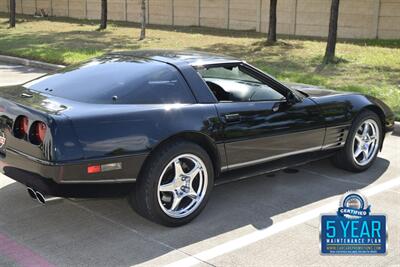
[126,66,195,104]
[196,65,284,102]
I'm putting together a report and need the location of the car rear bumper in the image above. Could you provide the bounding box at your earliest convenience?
[0,148,148,197]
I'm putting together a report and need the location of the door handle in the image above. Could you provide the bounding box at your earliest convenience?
[224,113,240,122]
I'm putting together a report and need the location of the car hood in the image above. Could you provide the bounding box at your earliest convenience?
[284,82,350,98]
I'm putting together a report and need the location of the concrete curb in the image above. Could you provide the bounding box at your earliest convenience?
[0,55,65,71]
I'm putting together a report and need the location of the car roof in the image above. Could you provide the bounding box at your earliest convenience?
[110,50,242,67]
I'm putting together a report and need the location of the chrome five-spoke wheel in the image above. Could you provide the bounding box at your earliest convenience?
[352,119,380,166]
[157,154,208,218]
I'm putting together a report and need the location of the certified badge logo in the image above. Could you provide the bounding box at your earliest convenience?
[320,191,387,255]
[338,191,370,219]
[0,131,6,148]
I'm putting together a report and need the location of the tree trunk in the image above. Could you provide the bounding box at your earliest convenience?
[100,0,107,30]
[139,0,146,40]
[9,0,16,28]
[267,0,277,43]
[323,0,340,64]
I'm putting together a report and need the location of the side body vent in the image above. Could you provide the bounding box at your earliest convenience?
[322,125,350,149]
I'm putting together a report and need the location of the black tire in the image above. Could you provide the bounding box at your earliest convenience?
[129,140,214,227]
[332,110,382,172]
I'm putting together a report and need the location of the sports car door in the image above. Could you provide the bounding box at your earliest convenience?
[197,63,325,169]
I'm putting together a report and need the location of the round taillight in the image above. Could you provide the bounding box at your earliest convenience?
[30,121,47,145]
[14,116,29,139]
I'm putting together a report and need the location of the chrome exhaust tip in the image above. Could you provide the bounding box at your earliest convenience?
[27,187,37,200]
[35,191,46,205]
[27,188,62,204]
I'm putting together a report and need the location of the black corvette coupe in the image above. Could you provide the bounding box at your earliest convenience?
[0,50,395,226]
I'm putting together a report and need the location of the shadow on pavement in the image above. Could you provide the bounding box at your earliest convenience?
[0,157,390,266]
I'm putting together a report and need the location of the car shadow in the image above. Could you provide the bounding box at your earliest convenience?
[0,157,390,266]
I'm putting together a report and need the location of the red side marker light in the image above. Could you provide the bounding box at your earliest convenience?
[87,162,122,174]
[87,165,101,174]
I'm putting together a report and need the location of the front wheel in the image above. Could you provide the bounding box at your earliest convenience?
[332,110,382,172]
[130,141,214,226]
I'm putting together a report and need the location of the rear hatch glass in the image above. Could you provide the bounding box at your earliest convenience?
[24,55,194,105]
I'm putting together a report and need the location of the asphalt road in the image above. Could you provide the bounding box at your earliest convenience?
[0,62,399,267]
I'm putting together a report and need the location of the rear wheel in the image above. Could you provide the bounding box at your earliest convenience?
[332,110,382,172]
[130,141,214,226]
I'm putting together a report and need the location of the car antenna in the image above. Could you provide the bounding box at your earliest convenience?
[112,95,118,104]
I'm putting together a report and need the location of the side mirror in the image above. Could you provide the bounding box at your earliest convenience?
[286,91,299,105]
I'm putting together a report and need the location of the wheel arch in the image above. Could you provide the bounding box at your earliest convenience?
[138,131,222,180]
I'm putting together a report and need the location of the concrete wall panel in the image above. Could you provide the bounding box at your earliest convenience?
[149,0,173,25]
[200,0,226,28]
[0,0,8,13]
[21,0,36,14]
[174,0,198,26]
[379,0,400,38]
[69,0,86,19]
[86,0,100,19]
[126,0,141,22]
[1,0,399,39]
[52,0,68,17]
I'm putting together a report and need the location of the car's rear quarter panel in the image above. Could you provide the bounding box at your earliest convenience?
[63,103,222,160]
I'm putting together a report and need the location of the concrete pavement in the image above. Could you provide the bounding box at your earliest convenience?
[0,63,47,86]
[0,62,399,267]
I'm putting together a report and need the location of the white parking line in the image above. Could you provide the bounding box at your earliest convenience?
[164,177,400,267]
